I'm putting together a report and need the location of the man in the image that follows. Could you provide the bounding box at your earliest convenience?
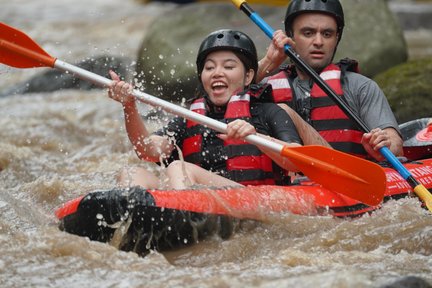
[257,0,403,161]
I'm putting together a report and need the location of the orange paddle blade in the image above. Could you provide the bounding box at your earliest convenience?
[282,145,386,206]
[0,22,56,68]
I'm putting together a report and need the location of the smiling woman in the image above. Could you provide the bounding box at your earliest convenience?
[107,29,305,190]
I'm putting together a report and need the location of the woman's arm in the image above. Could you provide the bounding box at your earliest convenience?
[122,102,174,162]
[108,71,174,162]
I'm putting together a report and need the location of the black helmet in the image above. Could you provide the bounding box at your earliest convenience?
[284,0,344,42]
[196,29,258,76]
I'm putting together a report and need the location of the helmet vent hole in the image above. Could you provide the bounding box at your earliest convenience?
[234,34,240,40]
[217,34,224,39]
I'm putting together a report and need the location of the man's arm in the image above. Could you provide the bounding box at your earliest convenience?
[257,30,293,83]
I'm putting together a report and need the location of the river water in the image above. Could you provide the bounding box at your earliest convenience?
[1,1,431,287]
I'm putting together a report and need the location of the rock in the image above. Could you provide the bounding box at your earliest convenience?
[135,3,280,102]
[135,1,407,102]
[389,2,432,30]
[374,57,432,123]
[381,276,432,288]
[336,0,407,76]
[388,1,432,59]
[0,55,133,97]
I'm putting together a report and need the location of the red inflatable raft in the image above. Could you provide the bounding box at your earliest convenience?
[56,158,432,256]
[55,118,432,256]
[401,118,432,161]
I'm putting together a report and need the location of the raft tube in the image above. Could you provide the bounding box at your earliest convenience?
[400,118,432,161]
[56,158,432,256]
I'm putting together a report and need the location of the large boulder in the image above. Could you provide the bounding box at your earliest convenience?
[374,57,432,124]
[336,0,407,76]
[389,1,432,30]
[381,276,432,288]
[135,3,279,102]
[135,0,407,102]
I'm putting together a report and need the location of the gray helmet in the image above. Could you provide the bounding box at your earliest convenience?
[196,29,258,76]
[284,0,344,42]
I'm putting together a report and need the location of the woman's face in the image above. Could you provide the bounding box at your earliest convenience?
[200,50,254,107]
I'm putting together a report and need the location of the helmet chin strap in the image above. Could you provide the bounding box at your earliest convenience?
[330,33,343,61]
[202,91,227,114]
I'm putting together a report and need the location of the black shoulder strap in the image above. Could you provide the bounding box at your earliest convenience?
[247,83,274,102]
[336,58,360,88]
[279,63,297,78]
[337,58,360,73]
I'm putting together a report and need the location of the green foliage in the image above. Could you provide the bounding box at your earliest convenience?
[374,58,432,123]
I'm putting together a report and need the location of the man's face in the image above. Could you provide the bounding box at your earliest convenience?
[291,12,339,73]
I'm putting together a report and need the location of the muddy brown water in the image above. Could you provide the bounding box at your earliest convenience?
[1,1,431,287]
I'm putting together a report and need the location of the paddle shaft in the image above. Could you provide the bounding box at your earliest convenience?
[0,38,289,160]
[55,60,286,153]
[232,0,432,211]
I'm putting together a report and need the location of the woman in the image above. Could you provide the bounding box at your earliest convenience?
[108,29,306,190]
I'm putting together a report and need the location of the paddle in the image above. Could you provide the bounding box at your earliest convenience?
[0,22,386,206]
[231,0,432,212]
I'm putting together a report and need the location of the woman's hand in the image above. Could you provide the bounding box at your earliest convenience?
[219,119,257,140]
[108,70,135,106]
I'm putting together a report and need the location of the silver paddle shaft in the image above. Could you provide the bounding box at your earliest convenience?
[54,59,284,154]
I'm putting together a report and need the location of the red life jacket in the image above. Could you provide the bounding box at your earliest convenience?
[182,87,282,186]
[266,60,367,158]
